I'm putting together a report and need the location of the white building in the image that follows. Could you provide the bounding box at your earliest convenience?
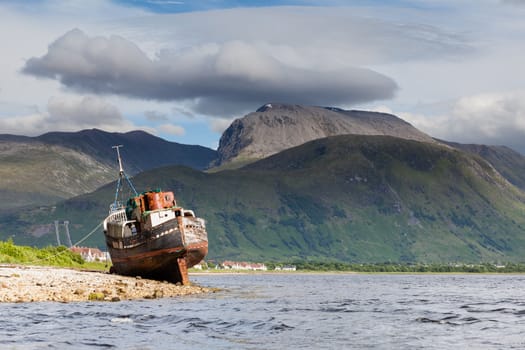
[221,261,267,271]
[70,246,109,262]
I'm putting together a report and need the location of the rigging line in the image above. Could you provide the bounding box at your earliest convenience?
[28,220,104,264]
[112,145,138,205]
[72,221,104,247]
[124,172,138,197]
[114,176,122,206]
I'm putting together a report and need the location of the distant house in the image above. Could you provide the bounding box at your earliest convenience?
[275,265,296,271]
[192,262,204,270]
[221,261,267,271]
[70,246,109,263]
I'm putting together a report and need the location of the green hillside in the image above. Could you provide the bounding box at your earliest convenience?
[36,129,217,174]
[0,129,217,210]
[0,141,115,209]
[443,140,525,191]
[3,134,525,263]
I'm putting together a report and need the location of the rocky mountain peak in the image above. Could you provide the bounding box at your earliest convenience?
[215,103,436,167]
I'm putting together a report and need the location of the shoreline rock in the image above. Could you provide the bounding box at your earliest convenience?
[0,265,211,303]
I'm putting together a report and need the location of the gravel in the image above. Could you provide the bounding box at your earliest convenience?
[0,265,210,303]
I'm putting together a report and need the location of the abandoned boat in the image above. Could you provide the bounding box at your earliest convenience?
[103,145,208,285]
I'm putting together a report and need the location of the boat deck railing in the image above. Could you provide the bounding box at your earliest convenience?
[106,207,127,223]
[109,201,125,213]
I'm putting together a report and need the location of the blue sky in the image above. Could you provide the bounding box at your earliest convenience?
[1,0,525,152]
[112,0,406,13]
[115,0,324,13]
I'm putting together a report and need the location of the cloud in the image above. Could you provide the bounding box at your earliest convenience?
[4,2,515,147]
[501,0,525,5]
[398,90,525,153]
[157,123,185,136]
[47,95,124,126]
[0,95,136,135]
[171,105,195,119]
[146,1,184,4]
[144,110,168,122]
[22,28,397,117]
[117,6,473,66]
[210,117,235,134]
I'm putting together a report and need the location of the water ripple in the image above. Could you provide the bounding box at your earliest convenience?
[3,274,525,349]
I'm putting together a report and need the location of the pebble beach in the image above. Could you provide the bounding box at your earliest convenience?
[0,265,210,303]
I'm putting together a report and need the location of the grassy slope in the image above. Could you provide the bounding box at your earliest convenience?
[443,141,525,191]
[0,239,106,270]
[37,129,218,174]
[0,130,218,210]
[0,141,115,209]
[3,135,525,263]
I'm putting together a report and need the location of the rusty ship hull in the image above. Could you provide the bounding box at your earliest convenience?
[103,146,208,285]
[104,196,208,285]
[105,217,208,284]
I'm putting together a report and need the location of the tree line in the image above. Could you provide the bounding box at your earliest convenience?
[270,261,525,273]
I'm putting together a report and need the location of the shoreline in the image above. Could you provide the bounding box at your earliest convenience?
[189,270,358,275]
[189,269,525,275]
[0,264,212,303]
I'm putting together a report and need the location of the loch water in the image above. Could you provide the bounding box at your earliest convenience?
[1,273,525,349]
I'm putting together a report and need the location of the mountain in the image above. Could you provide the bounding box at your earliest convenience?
[0,138,115,209]
[442,140,525,191]
[215,103,436,167]
[0,129,217,209]
[5,134,525,263]
[35,129,217,174]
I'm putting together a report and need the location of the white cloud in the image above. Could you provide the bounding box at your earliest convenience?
[145,1,184,5]
[0,95,137,135]
[210,118,235,134]
[1,0,525,151]
[157,123,185,136]
[0,1,147,136]
[144,110,168,122]
[48,95,123,126]
[22,29,398,117]
[501,0,525,5]
[398,90,525,152]
[114,6,473,67]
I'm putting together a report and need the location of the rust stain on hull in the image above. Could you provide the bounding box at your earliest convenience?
[103,147,208,285]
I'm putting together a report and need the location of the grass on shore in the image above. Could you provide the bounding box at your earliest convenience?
[0,238,108,271]
[4,237,525,275]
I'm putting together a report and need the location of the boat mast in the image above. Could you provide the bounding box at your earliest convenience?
[114,144,125,175]
[112,145,138,208]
